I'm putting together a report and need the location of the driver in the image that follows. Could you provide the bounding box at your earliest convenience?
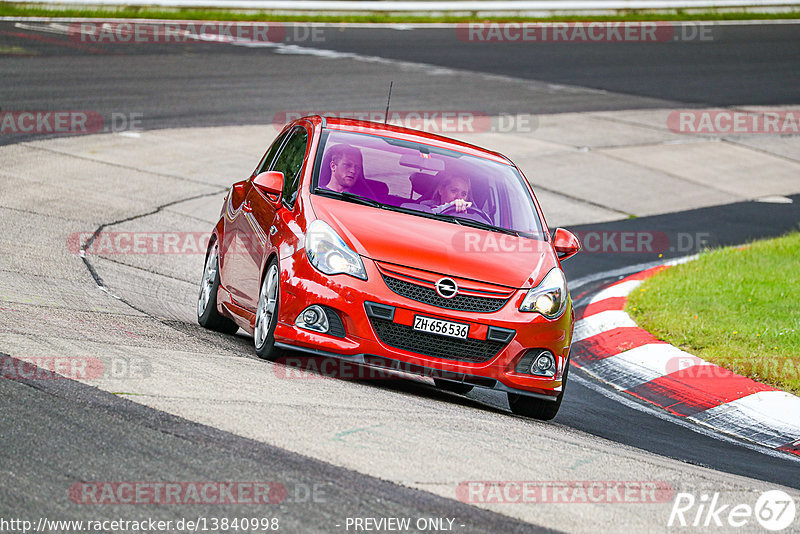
[326,144,365,193]
[426,173,472,214]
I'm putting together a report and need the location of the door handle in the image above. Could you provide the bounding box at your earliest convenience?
[242,201,252,213]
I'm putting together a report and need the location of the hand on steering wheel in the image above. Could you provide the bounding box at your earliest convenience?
[442,198,471,213]
[439,202,493,224]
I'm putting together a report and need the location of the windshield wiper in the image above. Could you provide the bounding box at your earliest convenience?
[315,189,383,209]
[433,214,520,237]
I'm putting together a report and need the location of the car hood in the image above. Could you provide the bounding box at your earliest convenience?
[311,195,556,289]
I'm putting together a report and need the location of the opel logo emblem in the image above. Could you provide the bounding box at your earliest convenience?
[435,277,458,299]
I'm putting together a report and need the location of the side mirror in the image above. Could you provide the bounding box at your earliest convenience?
[253,171,284,203]
[553,228,581,261]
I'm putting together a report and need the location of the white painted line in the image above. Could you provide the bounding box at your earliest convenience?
[229,40,608,97]
[15,20,237,43]
[9,21,604,97]
[7,21,600,98]
[573,309,637,342]
[756,195,794,203]
[14,21,72,34]
[664,254,700,267]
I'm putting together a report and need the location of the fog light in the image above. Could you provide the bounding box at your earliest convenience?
[303,308,321,324]
[531,351,556,378]
[296,305,330,333]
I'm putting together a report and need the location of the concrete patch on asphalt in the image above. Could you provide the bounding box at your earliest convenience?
[602,141,800,200]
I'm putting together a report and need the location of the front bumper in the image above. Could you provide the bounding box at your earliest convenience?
[274,253,573,399]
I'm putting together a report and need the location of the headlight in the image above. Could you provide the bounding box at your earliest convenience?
[305,220,367,280]
[519,268,568,318]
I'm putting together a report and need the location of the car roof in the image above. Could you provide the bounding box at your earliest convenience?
[303,115,513,166]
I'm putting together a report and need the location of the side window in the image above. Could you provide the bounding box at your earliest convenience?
[270,127,309,208]
[255,130,290,175]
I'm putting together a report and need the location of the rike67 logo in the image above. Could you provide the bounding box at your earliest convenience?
[668,490,796,531]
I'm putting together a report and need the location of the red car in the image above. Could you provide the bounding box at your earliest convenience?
[197,115,580,420]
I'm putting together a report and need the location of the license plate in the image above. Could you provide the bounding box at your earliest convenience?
[412,315,469,339]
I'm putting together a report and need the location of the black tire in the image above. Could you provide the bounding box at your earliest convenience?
[507,361,570,421]
[433,378,474,395]
[197,239,239,335]
[254,258,282,361]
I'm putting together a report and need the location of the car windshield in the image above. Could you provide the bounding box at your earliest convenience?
[313,129,545,238]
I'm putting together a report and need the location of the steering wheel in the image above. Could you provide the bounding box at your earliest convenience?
[439,203,493,224]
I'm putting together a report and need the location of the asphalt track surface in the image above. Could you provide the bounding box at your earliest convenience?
[2,21,799,144]
[264,23,800,107]
[2,20,800,532]
[0,365,548,533]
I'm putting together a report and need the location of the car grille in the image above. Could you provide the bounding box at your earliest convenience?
[381,274,510,313]
[367,316,508,363]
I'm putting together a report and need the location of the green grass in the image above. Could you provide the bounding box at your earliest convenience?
[627,231,800,396]
[0,44,29,54]
[1,4,799,22]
